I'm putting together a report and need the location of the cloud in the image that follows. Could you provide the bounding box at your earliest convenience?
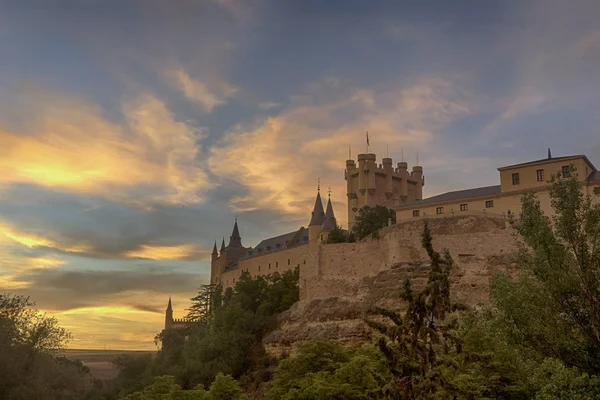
[165,68,238,112]
[0,220,91,255]
[0,88,209,206]
[7,266,204,309]
[209,77,471,227]
[258,101,281,110]
[124,244,210,261]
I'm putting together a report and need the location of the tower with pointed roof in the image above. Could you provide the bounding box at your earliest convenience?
[165,296,173,330]
[308,183,326,242]
[320,191,336,241]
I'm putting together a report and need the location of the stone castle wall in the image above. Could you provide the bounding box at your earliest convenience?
[300,215,517,303]
[267,216,519,356]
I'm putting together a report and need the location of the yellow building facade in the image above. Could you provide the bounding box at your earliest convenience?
[395,152,600,221]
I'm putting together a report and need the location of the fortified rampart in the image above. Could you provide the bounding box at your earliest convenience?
[266,215,519,355]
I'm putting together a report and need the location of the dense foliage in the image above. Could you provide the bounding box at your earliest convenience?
[266,341,391,399]
[0,293,93,400]
[92,267,299,399]
[352,205,396,240]
[326,224,357,244]
[122,374,246,400]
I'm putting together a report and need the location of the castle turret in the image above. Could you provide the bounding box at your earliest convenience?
[308,187,325,242]
[165,297,173,330]
[345,151,425,228]
[220,237,226,253]
[412,165,424,200]
[382,157,393,197]
[229,219,242,248]
[397,161,408,200]
[320,193,336,242]
[211,241,218,258]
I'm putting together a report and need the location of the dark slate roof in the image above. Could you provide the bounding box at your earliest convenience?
[309,192,325,226]
[243,228,308,258]
[397,185,501,208]
[321,197,336,231]
[498,155,597,171]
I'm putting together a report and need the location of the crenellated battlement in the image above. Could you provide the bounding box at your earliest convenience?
[345,153,424,229]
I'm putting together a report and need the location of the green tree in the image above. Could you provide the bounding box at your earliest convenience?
[207,373,247,400]
[186,284,215,323]
[351,205,395,240]
[365,223,487,398]
[326,224,356,244]
[266,341,391,400]
[121,375,207,400]
[0,293,90,400]
[494,166,600,374]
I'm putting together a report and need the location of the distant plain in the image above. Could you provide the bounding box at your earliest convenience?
[61,349,155,380]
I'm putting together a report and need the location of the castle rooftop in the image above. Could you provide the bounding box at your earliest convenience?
[396,185,501,208]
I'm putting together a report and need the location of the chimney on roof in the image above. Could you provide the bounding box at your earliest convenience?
[548,148,552,159]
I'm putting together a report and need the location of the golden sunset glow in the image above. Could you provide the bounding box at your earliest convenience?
[0,93,208,205]
[124,244,204,261]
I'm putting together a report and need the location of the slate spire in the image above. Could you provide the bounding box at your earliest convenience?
[321,193,336,231]
[309,184,325,227]
[211,241,218,256]
[220,237,226,252]
[228,218,242,248]
[166,296,172,311]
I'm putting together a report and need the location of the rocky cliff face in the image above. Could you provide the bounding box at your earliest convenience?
[264,216,520,356]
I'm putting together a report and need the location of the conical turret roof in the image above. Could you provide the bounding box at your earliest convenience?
[166,296,172,311]
[220,237,226,252]
[228,219,243,248]
[309,191,325,226]
[212,241,218,256]
[321,196,336,231]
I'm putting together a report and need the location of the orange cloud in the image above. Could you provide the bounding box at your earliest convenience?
[124,244,208,261]
[0,89,208,205]
[209,77,470,227]
[0,221,89,255]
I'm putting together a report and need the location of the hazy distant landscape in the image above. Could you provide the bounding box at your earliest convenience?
[61,349,155,380]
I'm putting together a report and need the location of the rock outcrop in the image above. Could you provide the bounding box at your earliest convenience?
[264,216,519,356]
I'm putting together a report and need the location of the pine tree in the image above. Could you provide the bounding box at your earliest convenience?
[366,223,479,398]
[186,284,216,322]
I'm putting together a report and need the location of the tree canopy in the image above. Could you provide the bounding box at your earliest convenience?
[351,205,396,240]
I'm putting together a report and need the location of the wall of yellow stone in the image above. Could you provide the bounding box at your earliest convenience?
[217,245,308,289]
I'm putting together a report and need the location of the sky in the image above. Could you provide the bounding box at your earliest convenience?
[1,0,600,350]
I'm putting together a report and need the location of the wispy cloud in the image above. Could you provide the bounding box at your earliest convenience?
[165,68,238,112]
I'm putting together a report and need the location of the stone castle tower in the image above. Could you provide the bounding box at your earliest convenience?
[345,153,424,229]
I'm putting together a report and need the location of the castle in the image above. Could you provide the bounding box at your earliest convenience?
[165,149,600,330]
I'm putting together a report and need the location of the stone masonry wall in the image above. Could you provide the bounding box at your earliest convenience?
[266,216,520,356]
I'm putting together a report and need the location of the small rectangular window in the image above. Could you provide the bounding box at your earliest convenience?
[276,262,278,268]
[460,203,468,211]
[413,210,420,217]
[288,259,291,265]
[562,165,571,178]
[512,173,520,185]
[233,278,235,283]
[436,207,443,215]
[536,169,544,182]
[485,200,494,208]
[268,263,271,269]
[258,265,261,272]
